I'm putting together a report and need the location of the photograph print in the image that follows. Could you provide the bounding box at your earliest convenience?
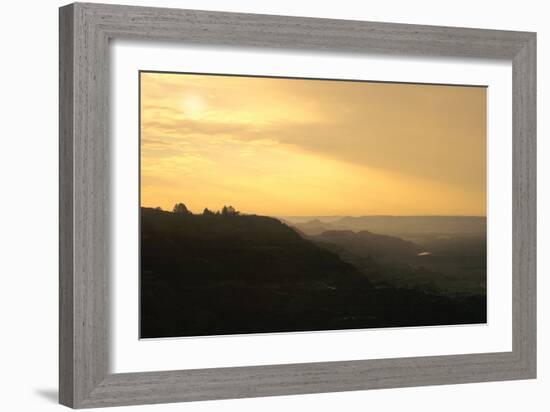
[139,71,487,339]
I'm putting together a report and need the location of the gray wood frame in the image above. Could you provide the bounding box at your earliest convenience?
[59,2,536,408]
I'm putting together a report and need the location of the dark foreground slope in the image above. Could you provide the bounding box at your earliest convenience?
[141,208,486,338]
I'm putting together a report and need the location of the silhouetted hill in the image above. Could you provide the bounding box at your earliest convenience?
[335,215,486,236]
[311,230,420,262]
[141,208,361,284]
[309,229,486,296]
[141,208,486,338]
[288,219,340,236]
[290,215,486,238]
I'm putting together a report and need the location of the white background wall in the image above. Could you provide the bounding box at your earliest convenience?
[0,0,546,411]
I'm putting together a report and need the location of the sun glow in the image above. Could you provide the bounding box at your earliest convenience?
[181,94,207,119]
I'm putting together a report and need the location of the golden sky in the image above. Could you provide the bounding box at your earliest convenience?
[140,72,486,216]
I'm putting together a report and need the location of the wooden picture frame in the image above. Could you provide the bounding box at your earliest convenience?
[59,2,536,408]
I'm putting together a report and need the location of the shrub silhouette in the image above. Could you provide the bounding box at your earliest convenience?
[203,208,215,216]
[221,205,239,216]
[173,203,192,214]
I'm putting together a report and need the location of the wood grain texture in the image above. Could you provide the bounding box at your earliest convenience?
[60,3,110,407]
[59,4,74,407]
[512,34,537,374]
[59,2,537,408]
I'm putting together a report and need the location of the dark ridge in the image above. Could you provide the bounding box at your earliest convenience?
[140,208,486,338]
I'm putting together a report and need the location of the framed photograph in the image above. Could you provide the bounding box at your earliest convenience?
[59,2,536,408]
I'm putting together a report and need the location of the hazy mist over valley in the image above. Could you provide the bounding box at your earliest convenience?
[286,215,486,295]
[280,215,486,238]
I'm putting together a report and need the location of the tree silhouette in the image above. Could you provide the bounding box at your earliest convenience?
[221,205,239,216]
[173,203,192,214]
[203,208,215,216]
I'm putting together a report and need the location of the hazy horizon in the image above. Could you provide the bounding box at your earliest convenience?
[141,206,487,219]
[277,214,487,218]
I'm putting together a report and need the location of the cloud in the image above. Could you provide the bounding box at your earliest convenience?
[140,72,487,215]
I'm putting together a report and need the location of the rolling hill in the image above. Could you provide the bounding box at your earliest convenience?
[288,215,486,239]
[311,230,420,262]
